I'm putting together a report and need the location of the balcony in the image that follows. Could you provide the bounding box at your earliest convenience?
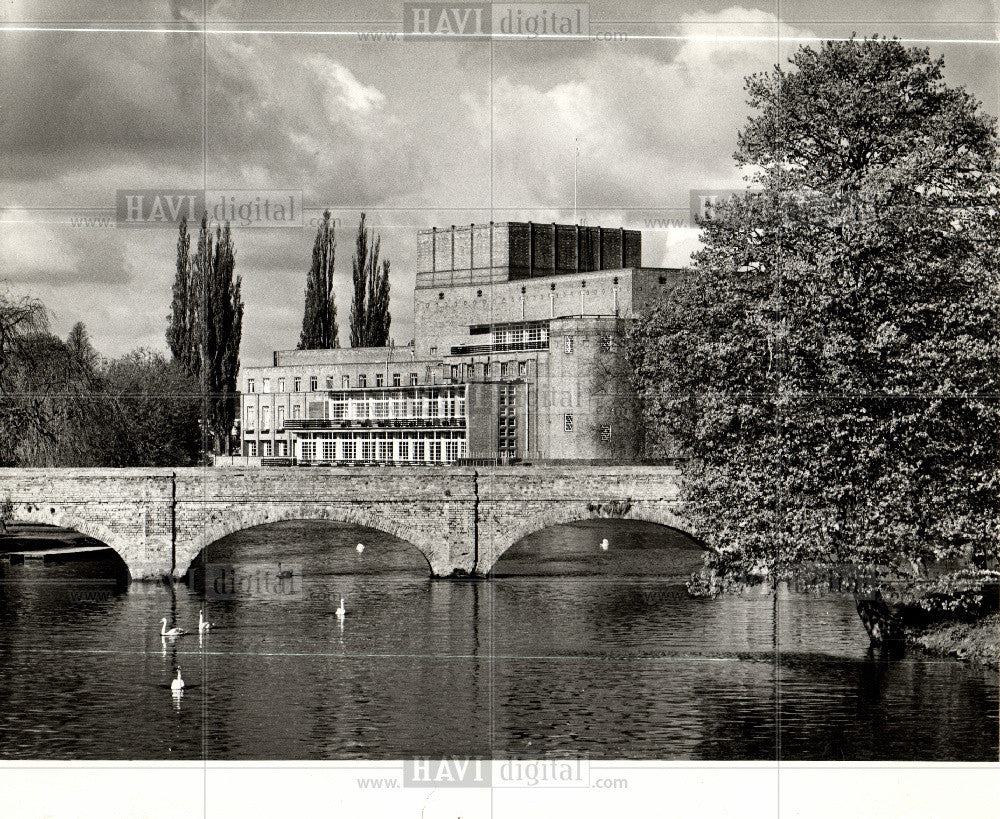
[450,339,549,356]
[284,417,466,431]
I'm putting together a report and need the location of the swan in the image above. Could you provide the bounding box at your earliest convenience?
[171,668,184,692]
[198,609,212,633]
[356,543,365,555]
[160,618,186,638]
[335,597,346,621]
[600,538,609,551]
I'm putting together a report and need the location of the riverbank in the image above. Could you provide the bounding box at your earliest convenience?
[906,613,999,670]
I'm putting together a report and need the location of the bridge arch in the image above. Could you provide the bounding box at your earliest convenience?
[5,505,133,579]
[479,500,701,574]
[176,504,441,578]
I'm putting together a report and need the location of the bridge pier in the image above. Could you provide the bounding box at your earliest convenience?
[0,466,689,581]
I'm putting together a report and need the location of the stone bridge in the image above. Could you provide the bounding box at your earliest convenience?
[0,465,693,580]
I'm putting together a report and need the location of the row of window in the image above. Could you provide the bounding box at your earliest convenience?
[329,393,466,422]
[247,372,421,394]
[297,432,466,464]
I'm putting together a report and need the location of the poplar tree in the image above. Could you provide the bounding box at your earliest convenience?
[349,213,392,347]
[166,218,199,376]
[197,217,243,455]
[298,210,339,349]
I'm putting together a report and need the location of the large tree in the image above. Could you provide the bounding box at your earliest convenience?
[166,218,199,376]
[195,215,244,455]
[165,215,243,455]
[298,210,339,349]
[627,37,1000,582]
[349,212,391,347]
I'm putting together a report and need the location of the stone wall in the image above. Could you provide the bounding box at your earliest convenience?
[0,465,690,580]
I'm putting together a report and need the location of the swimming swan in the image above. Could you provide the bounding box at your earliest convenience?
[171,668,184,692]
[160,618,186,638]
[356,543,365,555]
[600,538,610,551]
[335,597,346,621]
[198,609,212,633]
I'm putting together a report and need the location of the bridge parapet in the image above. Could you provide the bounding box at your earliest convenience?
[0,465,690,580]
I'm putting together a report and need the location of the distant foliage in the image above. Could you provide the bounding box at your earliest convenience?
[627,37,1000,582]
[298,210,339,350]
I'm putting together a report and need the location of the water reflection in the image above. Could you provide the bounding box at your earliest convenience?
[0,520,996,760]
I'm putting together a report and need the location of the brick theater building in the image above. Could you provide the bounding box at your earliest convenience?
[238,222,681,465]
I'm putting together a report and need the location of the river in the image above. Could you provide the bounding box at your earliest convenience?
[0,520,996,760]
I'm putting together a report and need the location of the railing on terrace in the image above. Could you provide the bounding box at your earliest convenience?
[284,418,466,431]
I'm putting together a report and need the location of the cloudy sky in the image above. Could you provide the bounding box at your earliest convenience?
[2,0,998,365]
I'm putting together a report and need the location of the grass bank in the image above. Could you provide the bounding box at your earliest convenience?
[906,613,998,670]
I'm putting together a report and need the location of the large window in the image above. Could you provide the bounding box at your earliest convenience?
[247,378,256,393]
[361,440,375,461]
[309,376,318,391]
[342,440,357,461]
[409,372,419,386]
[247,440,257,457]
[291,404,301,419]
[245,406,255,430]
[293,377,302,392]
[277,406,285,430]
[261,440,272,456]
[301,440,316,461]
[261,406,271,431]
[393,372,401,387]
[376,373,384,387]
[358,374,367,388]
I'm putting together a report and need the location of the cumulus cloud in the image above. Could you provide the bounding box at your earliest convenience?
[1,1,995,361]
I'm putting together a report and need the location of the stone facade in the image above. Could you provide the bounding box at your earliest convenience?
[0,465,691,580]
[240,221,681,464]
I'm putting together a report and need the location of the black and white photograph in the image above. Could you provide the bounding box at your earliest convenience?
[1,1,997,816]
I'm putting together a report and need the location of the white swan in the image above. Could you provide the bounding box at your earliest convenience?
[600,538,609,551]
[160,618,186,638]
[171,668,184,692]
[335,597,346,621]
[356,543,365,555]
[198,609,212,633]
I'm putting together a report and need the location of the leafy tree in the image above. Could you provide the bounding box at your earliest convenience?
[101,350,201,466]
[298,210,339,349]
[627,37,1000,583]
[349,213,391,347]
